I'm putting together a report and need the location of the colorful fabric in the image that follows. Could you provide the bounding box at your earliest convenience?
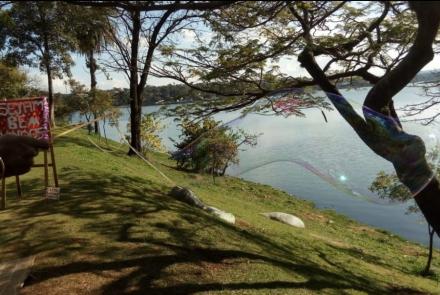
[0,97,50,141]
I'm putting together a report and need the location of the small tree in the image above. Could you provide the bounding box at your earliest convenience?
[66,79,117,134]
[65,80,93,131]
[370,147,440,275]
[139,113,165,155]
[126,113,165,157]
[172,117,257,181]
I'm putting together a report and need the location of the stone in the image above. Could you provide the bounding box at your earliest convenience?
[169,186,235,224]
[205,206,236,224]
[0,256,35,295]
[261,212,305,228]
[169,186,205,209]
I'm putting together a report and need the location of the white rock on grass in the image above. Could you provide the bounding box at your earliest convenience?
[261,212,305,228]
[169,186,205,209]
[169,186,236,224]
[206,206,236,224]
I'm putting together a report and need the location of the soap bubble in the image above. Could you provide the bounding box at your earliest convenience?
[164,86,439,207]
[223,89,440,205]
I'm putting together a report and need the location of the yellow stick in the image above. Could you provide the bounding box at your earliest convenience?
[1,157,5,210]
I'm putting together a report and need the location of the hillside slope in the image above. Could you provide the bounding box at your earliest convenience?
[0,131,439,294]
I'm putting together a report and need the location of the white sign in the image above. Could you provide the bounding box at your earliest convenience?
[45,187,60,200]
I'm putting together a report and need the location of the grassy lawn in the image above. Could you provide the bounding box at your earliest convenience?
[0,130,439,294]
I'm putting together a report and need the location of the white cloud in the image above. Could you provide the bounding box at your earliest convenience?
[181,29,197,43]
[423,54,440,71]
[53,78,70,93]
[28,71,69,94]
[98,77,128,89]
[139,36,149,49]
[275,56,308,77]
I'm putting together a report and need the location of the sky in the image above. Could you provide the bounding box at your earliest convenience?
[29,54,440,95]
[24,17,440,95]
[24,27,200,93]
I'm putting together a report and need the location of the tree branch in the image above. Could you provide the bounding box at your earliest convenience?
[297,48,368,135]
[364,2,440,113]
[69,1,234,12]
[314,2,390,57]
[138,8,175,94]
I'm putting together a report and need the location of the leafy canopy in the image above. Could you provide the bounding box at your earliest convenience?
[171,116,257,176]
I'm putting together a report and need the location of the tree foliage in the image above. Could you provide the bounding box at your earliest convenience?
[155,1,416,117]
[156,1,440,239]
[67,5,115,134]
[0,61,28,98]
[2,1,76,122]
[125,113,165,156]
[172,117,257,176]
[0,5,12,51]
[63,79,118,133]
[139,113,165,154]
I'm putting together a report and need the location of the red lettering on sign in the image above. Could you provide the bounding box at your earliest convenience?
[0,97,50,141]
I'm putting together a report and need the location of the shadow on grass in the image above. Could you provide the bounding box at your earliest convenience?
[0,135,408,294]
[26,242,383,294]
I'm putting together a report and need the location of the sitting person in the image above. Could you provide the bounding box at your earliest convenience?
[0,135,49,177]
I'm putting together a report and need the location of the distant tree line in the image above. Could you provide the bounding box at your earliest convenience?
[110,84,215,106]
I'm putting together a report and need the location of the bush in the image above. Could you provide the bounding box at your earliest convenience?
[127,113,165,156]
[139,113,165,154]
[171,116,257,176]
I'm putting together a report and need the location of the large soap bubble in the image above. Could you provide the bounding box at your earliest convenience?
[141,86,439,207]
[223,87,440,207]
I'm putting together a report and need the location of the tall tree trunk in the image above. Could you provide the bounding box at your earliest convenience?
[128,10,142,155]
[221,164,228,177]
[93,113,99,135]
[125,9,174,155]
[422,225,435,276]
[45,63,55,128]
[88,50,99,135]
[414,179,440,237]
[43,34,55,128]
[129,90,142,155]
[128,9,175,155]
[89,49,97,90]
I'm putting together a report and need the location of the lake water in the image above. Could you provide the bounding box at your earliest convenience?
[72,86,440,247]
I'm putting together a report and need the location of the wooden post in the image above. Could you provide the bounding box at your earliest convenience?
[43,150,49,189]
[15,175,22,199]
[49,144,58,187]
[1,174,5,210]
[1,157,5,210]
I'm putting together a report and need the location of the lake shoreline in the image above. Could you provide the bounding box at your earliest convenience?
[70,86,437,246]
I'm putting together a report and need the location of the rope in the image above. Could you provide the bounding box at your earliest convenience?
[51,112,175,186]
[0,157,5,209]
[111,118,176,186]
[0,157,4,179]
[53,110,250,187]
[54,116,106,139]
[86,137,122,154]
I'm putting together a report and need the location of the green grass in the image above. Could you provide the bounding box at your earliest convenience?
[0,130,439,294]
